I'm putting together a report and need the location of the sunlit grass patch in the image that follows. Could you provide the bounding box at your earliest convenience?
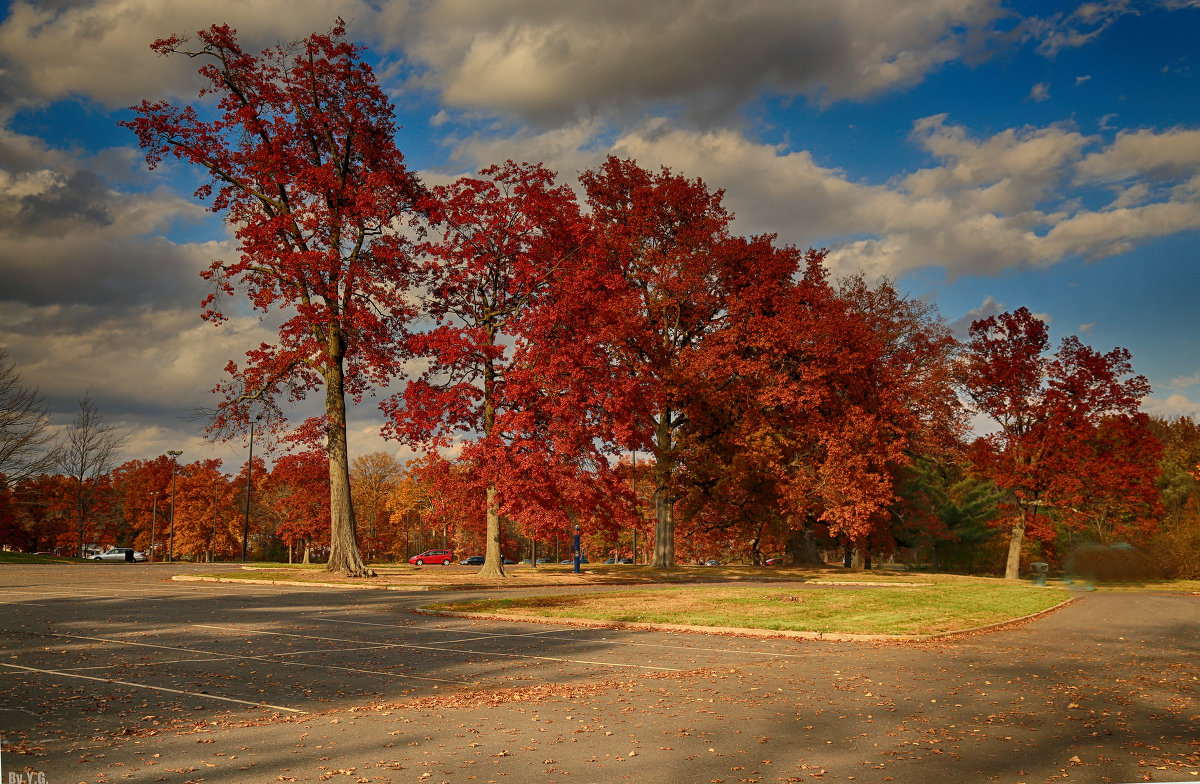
[431,580,1068,636]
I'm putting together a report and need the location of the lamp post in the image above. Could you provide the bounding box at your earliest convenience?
[631,450,638,565]
[149,491,160,563]
[242,414,262,562]
[167,451,182,562]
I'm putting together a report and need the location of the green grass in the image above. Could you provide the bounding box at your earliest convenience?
[0,552,77,564]
[430,578,1070,636]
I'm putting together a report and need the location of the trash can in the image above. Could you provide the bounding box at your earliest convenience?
[1029,561,1049,586]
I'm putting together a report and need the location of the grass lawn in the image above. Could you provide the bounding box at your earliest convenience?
[0,552,76,564]
[428,577,1071,636]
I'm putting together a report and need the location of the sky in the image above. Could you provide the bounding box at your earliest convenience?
[0,0,1198,472]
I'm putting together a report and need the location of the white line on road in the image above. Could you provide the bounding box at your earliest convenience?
[0,662,307,714]
[197,623,684,672]
[317,616,816,660]
[36,631,466,684]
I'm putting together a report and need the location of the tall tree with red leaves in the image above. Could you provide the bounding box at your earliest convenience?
[123,21,428,576]
[961,307,1157,578]
[268,451,331,564]
[385,161,634,577]
[581,157,795,567]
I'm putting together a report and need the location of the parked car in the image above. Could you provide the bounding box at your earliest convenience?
[536,557,554,564]
[503,558,515,565]
[459,555,485,566]
[765,557,782,566]
[92,548,147,562]
[409,549,453,566]
[617,557,634,564]
[559,557,589,564]
[703,559,720,566]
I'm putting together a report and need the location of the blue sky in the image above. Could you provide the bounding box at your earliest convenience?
[0,0,1197,466]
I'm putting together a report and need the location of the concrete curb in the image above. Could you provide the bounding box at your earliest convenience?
[170,575,429,591]
[413,595,1080,643]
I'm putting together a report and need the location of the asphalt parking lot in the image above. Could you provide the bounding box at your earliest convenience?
[0,563,1197,784]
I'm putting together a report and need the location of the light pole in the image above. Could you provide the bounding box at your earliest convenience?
[167,450,182,562]
[149,491,160,563]
[242,414,262,562]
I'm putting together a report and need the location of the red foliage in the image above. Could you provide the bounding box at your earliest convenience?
[122,21,426,575]
[267,451,331,554]
[962,307,1161,576]
[384,162,633,573]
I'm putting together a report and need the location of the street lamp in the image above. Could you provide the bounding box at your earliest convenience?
[242,414,262,562]
[149,491,160,563]
[167,450,182,562]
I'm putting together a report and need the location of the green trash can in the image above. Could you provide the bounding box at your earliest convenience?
[1029,561,1049,586]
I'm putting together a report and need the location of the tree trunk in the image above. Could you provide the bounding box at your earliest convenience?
[477,483,506,577]
[650,413,675,568]
[785,519,824,565]
[324,354,373,577]
[476,345,507,578]
[1004,515,1025,580]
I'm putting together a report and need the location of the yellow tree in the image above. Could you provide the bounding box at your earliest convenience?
[350,451,403,560]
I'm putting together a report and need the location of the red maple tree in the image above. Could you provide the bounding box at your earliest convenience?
[961,307,1159,578]
[123,22,428,575]
[267,451,331,563]
[580,157,796,567]
[384,161,631,576]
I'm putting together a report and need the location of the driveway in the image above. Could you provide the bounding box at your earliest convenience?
[0,564,1195,783]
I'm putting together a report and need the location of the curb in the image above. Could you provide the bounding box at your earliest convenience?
[412,607,923,642]
[413,595,1080,643]
[171,575,429,591]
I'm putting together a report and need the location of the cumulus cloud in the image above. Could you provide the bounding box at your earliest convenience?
[0,0,405,109]
[1077,128,1200,182]
[447,114,1200,283]
[0,0,1011,120]
[1142,393,1200,418]
[1028,82,1051,102]
[372,0,1008,123]
[0,131,220,311]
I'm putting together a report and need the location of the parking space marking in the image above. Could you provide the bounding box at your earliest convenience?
[317,616,816,661]
[0,662,307,714]
[315,616,568,643]
[34,631,468,684]
[197,624,684,672]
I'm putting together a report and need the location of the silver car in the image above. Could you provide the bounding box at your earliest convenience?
[92,547,147,562]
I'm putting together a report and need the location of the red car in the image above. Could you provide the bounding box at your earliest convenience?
[409,549,453,565]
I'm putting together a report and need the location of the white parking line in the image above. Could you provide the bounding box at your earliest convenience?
[39,631,466,684]
[197,624,684,672]
[314,617,567,643]
[0,662,306,714]
[318,616,816,660]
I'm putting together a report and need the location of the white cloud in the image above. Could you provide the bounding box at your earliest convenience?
[1027,1,1133,56]
[1077,128,1200,182]
[1171,371,1200,389]
[0,0,1011,120]
[0,0,392,108]
[1142,393,1200,418]
[448,114,1200,283]
[384,0,1007,123]
[1028,82,1051,102]
[1078,322,1095,333]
